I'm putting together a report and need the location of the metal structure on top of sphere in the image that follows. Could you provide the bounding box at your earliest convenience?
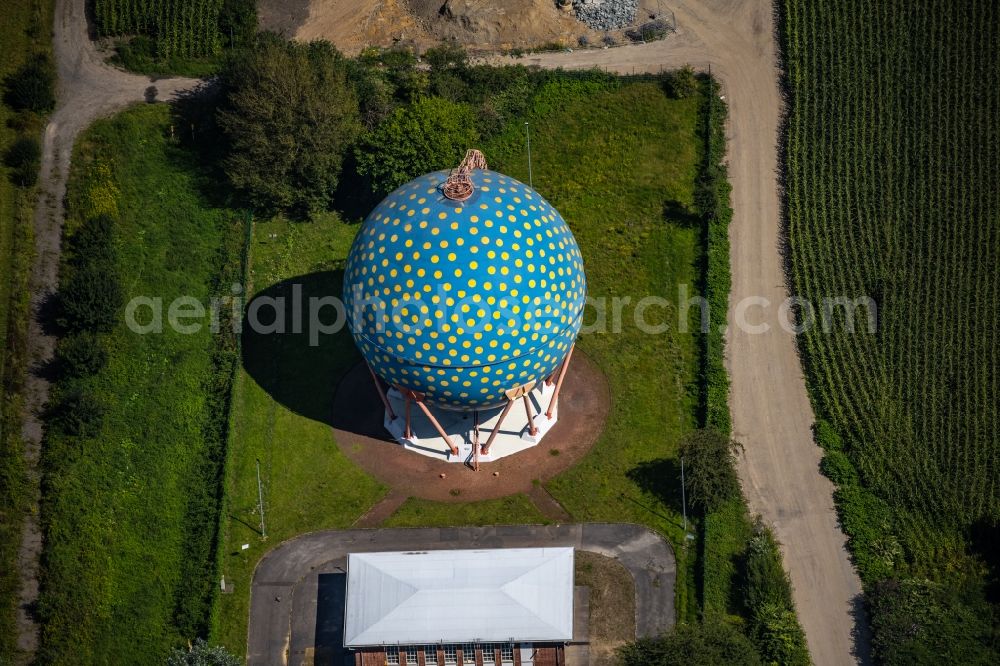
[343,150,586,462]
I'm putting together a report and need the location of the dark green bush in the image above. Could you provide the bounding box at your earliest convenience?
[57,263,123,333]
[667,65,699,99]
[834,485,903,581]
[813,418,844,451]
[744,523,810,665]
[618,621,761,666]
[869,578,997,665]
[679,428,743,513]
[46,388,106,438]
[55,332,108,378]
[166,638,241,666]
[3,53,56,112]
[820,449,859,486]
[4,135,41,186]
[219,0,257,48]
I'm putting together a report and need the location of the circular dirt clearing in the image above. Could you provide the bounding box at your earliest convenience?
[331,351,610,501]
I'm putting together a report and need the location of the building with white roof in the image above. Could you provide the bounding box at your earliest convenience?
[345,547,574,666]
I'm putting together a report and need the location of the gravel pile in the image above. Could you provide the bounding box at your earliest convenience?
[573,0,639,31]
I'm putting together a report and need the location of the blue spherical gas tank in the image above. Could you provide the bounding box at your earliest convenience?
[344,169,586,410]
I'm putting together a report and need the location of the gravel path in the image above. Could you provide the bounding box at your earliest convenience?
[247,523,675,666]
[504,1,870,664]
[14,1,199,659]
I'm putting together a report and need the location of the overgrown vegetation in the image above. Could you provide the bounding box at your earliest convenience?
[94,0,257,75]
[618,621,762,666]
[782,0,1000,661]
[0,0,52,657]
[36,105,241,663]
[217,35,361,217]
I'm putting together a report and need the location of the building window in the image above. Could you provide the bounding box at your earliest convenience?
[500,643,515,665]
[482,643,497,665]
[404,646,418,665]
[386,646,400,665]
[461,644,476,665]
[444,644,458,664]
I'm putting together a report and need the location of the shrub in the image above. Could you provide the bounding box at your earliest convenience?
[4,135,41,187]
[743,522,810,665]
[666,65,699,100]
[166,638,242,665]
[679,428,743,513]
[55,333,109,378]
[354,96,480,196]
[834,485,903,581]
[820,449,859,486]
[46,388,106,438]
[3,53,56,112]
[56,262,123,334]
[813,418,844,451]
[618,621,762,666]
[869,578,996,665]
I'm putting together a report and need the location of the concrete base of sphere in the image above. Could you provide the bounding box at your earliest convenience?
[383,383,560,463]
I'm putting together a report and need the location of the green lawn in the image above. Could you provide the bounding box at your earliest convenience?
[37,104,240,663]
[210,215,387,651]
[212,79,705,652]
[384,495,549,527]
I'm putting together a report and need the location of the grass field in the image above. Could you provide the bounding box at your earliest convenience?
[783,0,999,659]
[0,0,52,657]
[36,104,241,663]
[211,78,705,652]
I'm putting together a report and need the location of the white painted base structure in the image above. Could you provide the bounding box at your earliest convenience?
[384,383,559,463]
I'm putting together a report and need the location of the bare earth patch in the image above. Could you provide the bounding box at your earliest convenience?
[576,550,636,665]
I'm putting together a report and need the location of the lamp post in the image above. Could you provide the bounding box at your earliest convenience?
[524,122,533,187]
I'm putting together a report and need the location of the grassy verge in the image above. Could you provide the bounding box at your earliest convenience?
[0,0,53,657]
[210,215,387,652]
[383,495,548,527]
[36,104,240,663]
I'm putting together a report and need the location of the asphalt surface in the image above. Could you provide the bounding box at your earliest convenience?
[246,523,675,666]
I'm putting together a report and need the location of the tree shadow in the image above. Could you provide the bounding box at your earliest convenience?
[662,198,700,228]
[241,270,360,426]
[626,457,685,517]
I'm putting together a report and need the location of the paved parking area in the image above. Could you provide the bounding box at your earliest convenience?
[247,523,675,665]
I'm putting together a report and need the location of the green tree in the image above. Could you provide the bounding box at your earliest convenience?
[218,35,361,216]
[4,135,41,186]
[3,53,56,112]
[618,622,762,666]
[679,428,743,513]
[166,639,242,666]
[354,96,480,196]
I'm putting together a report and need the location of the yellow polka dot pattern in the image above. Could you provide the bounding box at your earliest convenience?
[344,170,587,409]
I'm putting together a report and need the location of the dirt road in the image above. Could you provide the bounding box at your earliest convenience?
[513,2,869,664]
[14,1,198,659]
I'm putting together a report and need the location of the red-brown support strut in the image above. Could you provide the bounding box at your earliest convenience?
[366,362,396,420]
[415,400,459,456]
[481,399,514,455]
[523,395,538,436]
[546,344,575,419]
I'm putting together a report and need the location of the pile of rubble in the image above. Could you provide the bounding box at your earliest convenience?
[573,0,639,31]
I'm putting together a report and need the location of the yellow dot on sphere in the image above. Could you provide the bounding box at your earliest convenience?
[431,255,439,263]
[433,270,443,279]
[447,252,457,261]
[416,268,425,277]
[438,212,448,219]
